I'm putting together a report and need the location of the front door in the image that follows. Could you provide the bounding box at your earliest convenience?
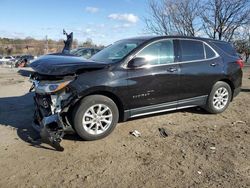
[126,39,180,116]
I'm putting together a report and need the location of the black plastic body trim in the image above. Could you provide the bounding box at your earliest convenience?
[124,95,207,119]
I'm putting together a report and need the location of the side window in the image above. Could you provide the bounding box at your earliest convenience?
[136,40,174,65]
[204,44,216,59]
[180,40,204,61]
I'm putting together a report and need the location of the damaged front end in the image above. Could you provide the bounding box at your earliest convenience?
[30,73,77,151]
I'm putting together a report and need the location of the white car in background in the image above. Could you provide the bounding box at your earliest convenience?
[0,56,14,64]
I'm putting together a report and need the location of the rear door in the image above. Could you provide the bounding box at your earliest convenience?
[177,39,223,105]
[126,39,180,113]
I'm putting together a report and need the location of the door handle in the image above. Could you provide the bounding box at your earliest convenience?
[210,63,218,67]
[167,67,178,72]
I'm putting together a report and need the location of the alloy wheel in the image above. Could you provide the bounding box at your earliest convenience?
[212,87,229,110]
[82,104,113,135]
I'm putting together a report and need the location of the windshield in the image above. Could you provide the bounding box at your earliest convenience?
[90,39,144,63]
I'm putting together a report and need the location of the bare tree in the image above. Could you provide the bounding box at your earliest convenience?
[234,26,250,63]
[144,0,202,36]
[201,0,250,41]
[144,0,173,35]
[166,0,202,36]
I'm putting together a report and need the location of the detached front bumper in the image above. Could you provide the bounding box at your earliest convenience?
[29,74,78,150]
[33,98,65,150]
[32,93,63,131]
[32,113,61,132]
[32,90,76,151]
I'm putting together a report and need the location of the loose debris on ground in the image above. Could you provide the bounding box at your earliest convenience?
[130,130,141,137]
[158,127,170,138]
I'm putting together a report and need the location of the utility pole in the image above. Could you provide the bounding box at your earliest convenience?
[45,35,48,54]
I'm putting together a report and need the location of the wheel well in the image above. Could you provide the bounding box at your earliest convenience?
[86,91,125,122]
[218,79,235,100]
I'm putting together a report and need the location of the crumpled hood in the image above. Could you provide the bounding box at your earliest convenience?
[30,54,107,76]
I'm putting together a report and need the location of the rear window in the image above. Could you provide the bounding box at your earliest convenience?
[179,40,205,61]
[212,41,237,56]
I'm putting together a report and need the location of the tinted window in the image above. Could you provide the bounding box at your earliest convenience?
[180,40,204,61]
[212,41,237,56]
[205,44,216,58]
[136,40,174,65]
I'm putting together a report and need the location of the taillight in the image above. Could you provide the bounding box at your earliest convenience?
[236,59,244,68]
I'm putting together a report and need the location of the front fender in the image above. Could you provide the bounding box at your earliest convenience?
[68,69,129,109]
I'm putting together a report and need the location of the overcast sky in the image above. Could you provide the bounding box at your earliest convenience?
[0,0,149,45]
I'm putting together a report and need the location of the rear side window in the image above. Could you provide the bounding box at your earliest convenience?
[179,40,204,61]
[204,44,216,59]
[212,41,237,56]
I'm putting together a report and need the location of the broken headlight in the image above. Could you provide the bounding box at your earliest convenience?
[35,80,72,94]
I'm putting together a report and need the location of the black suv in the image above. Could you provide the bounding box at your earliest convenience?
[30,36,243,147]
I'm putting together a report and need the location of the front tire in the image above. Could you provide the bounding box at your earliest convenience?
[205,81,232,114]
[73,95,119,141]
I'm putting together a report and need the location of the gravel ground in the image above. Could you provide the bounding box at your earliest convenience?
[0,66,249,188]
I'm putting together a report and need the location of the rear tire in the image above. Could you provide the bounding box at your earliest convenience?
[73,95,119,141]
[205,81,232,114]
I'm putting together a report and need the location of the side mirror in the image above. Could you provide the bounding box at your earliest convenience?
[128,57,148,68]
